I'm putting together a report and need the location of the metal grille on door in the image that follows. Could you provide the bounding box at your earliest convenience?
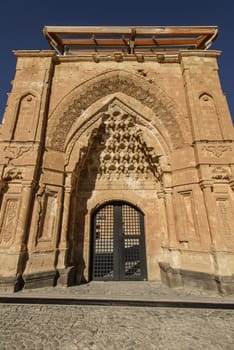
[92,202,147,281]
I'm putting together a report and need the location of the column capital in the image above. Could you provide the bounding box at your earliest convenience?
[157,191,165,199]
[22,180,37,189]
[199,180,213,190]
[164,187,173,195]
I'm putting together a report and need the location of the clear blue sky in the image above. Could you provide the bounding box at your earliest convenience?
[0,0,233,123]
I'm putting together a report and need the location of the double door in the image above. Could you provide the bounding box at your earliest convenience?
[92,201,147,281]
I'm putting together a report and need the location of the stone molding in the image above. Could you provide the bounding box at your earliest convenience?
[47,70,186,151]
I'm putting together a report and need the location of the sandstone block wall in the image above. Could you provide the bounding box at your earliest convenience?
[0,48,233,293]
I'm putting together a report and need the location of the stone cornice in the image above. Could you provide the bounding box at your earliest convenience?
[57,53,180,63]
[179,50,221,59]
[13,50,56,58]
[12,49,222,63]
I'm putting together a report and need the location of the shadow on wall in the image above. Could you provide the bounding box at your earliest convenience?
[67,122,107,284]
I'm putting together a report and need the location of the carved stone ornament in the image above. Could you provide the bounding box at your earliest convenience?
[3,167,23,181]
[76,103,162,184]
[3,145,32,162]
[202,144,232,158]
[0,199,19,247]
[211,167,231,181]
[49,71,185,151]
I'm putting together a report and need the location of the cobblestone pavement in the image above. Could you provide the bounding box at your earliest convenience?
[0,303,234,350]
[1,282,234,349]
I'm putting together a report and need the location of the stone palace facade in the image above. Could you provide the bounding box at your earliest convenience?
[0,26,233,293]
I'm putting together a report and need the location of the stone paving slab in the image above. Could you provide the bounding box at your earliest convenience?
[0,283,234,350]
[0,303,234,350]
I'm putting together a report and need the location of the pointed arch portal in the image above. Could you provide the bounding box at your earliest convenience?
[91,201,147,281]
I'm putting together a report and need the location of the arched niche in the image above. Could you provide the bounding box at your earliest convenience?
[56,89,172,283]
[65,95,170,170]
[198,92,222,139]
[12,91,39,141]
[46,70,188,152]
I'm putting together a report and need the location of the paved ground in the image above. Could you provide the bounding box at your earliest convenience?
[0,282,234,350]
[4,281,234,301]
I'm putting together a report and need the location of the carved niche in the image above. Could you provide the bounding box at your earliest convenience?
[76,102,162,190]
[13,93,38,141]
[176,191,199,244]
[199,93,222,139]
[35,188,58,248]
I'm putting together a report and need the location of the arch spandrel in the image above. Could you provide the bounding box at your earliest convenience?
[46,70,188,152]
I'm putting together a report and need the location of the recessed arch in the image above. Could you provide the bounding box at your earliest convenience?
[11,90,40,140]
[199,92,213,101]
[91,198,145,217]
[46,69,187,151]
[65,95,171,169]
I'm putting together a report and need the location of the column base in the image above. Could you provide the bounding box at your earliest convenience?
[23,270,58,290]
[0,274,24,292]
[56,266,77,287]
[159,262,234,295]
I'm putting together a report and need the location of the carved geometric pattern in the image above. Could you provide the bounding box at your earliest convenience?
[77,104,161,186]
[0,199,19,246]
[100,109,160,181]
[49,72,185,151]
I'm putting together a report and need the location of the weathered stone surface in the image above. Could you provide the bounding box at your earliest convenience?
[0,27,233,294]
[0,303,234,350]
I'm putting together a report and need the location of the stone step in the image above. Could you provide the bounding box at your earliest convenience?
[1,281,234,307]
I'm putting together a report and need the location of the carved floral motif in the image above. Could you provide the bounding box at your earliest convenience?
[202,144,232,158]
[3,145,32,161]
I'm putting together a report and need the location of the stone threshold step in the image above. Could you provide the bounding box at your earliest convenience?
[1,295,234,309]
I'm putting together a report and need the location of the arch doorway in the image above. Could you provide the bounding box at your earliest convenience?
[91,201,147,281]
